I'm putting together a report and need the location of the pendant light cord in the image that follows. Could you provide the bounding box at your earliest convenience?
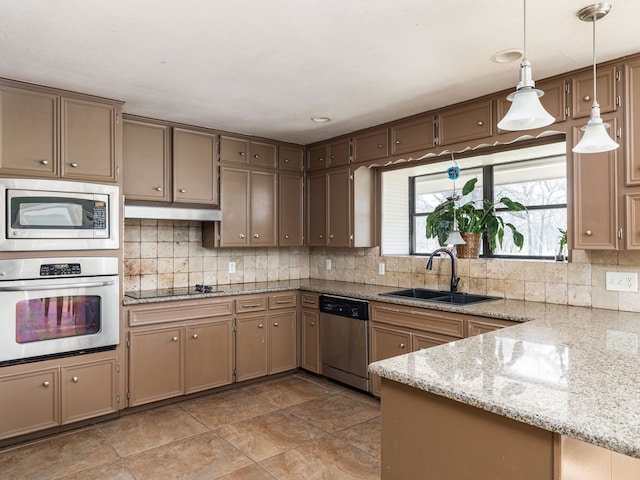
[592,17,597,105]
[523,0,528,61]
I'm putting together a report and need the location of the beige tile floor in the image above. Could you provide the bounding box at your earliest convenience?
[0,372,381,479]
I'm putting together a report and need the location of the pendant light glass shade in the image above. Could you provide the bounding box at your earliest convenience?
[497,0,555,131]
[572,3,618,154]
[445,230,466,245]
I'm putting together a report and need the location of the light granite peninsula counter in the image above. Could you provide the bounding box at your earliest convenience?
[369,307,640,480]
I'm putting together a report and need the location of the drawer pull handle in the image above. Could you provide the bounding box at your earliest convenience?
[239,233,246,239]
[43,381,50,388]
[399,343,406,349]
[40,160,49,165]
[273,322,279,327]
[72,376,79,383]
[477,121,484,126]
[585,230,593,236]
[302,299,315,304]
[378,144,384,148]
[243,303,262,308]
[155,187,163,191]
[179,189,186,193]
[70,162,78,168]
[172,336,178,342]
[239,151,245,156]
[254,154,260,158]
[192,333,198,339]
[258,324,264,328]
[276,300,292,304]
[254,233,260,238]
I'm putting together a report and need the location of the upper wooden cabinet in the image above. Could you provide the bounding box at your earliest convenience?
[306,170,327,246]
[307,144,327,171]
[352,127,388,163]
[173,127,218,204]
[0,81,121,183]
[625,58,640,186]
[437,100,493,146]
[571,65,619,119]
[278,145,304,172]
[327,138,350,167]
[219,135,277,169]
[391,115,436,156]
[279,172,304,246]
[123,118,171,201]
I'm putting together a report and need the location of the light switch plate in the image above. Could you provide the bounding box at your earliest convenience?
[379,263,385,275]
[606,272,638,292]
[229,261,236,274]
[326,259,331,270]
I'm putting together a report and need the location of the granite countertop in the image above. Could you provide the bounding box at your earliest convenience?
[370,308,640,458]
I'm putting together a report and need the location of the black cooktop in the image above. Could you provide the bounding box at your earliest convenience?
[125,285,223,299]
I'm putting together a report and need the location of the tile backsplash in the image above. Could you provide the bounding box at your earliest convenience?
[124,219,640,312]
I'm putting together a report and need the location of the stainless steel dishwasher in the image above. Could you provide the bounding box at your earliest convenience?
[319,295,370,392]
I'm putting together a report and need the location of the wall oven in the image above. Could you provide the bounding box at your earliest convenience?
[0,178,119,251]
[0,257,119,365]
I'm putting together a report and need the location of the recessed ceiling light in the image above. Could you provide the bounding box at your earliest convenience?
[311,116,332,123]
[491,49,523,63]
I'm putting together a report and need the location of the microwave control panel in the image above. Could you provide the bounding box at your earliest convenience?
[39,263,82,276]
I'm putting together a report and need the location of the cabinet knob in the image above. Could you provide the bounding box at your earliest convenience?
[585,230,593,236]
[72,376,79,383]
[330,155,335,159]
[319,235,324,239]
[172,336,178,342]
[254,233,260,238]
[254,154,259,158]
[273,322,279,327]
[477,121,484,126]
[258,324,264,329]
[329,234,334,239]
[42,381,50,388]
[378,144,383,148]
[583,95,591,102]
[310,321,315,326]
[155,187,163,191]
[239,233,246,238]
[192,333,198,339]
[70,162,78,168]
[239,151,245,156]
[399,343,406,349]
[179,188,186,193]
[284,158,289,163]
[284,234,289,239]
[319,157,325,162]
[395,140,401,144]
[40,160,48,165]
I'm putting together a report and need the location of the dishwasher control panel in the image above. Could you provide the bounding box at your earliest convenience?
[319,295,369,320]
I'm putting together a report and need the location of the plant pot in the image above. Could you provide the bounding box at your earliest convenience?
[456,232,481,259]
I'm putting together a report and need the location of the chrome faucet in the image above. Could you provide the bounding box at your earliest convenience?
[426,248,460,293]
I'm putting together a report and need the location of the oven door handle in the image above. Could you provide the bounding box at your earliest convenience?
[0,280,116,291]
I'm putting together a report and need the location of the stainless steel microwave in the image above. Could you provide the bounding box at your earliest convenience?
[0,178,120,251]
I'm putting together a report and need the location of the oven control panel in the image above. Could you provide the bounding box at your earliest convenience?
[39,263,82,276]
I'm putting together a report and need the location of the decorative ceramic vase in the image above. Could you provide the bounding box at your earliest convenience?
[456,232,481,259]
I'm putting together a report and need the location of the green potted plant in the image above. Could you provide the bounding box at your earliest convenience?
[425,177,526,258]
[556,228,567,261]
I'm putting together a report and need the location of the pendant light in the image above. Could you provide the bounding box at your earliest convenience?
[497,0,555,131]
[572,3,619,154]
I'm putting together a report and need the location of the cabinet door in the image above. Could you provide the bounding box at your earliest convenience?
[572,65,618,119]
[625,59,640,186]
[61,358,118,425]
[327,168,352,246]
[391,115,435,156]
[327,138,350,167]
[0,368,59,439]
[370,323,411,396]
[437,100,492,146]
[301,308,321,373]
[572,115,619,250]
[128,327,184,407]
[173,128,218,204]
[352,127,388,163]
[220,167,250,247]
[123,119,171,201]
[250,170,277,246]
[467,318,517,337]
[185,319,233,394]
[269,310,297,374]
[307,144,328,171]
[0,85,58,177]
[307,171,327,246]
[412,332,455,351]
[61,97,117,182]
[625,193,640,250]
[235,315,268,382]
[250,140,277,169]
[279,145,304,171]
[279,172,304,246]
[220,135,249,165]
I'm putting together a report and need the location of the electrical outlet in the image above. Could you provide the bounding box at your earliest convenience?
[606,272,638,292]
[228,261,236,274]
[326,259,331,270]
[379,263,385,275]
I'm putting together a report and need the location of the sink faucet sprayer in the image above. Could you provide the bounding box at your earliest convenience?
[426,248,460,293]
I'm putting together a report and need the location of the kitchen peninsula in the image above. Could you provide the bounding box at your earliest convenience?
[370,308,640,479]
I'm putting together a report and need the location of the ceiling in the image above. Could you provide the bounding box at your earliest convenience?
[2,0,640,145]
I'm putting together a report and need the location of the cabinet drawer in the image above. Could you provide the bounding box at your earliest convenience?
[370,302,465,338]
[268,292,297,310]
[235,295,268,313]
[300,292,320,308]
[128,299,233,327]
[437,100,492,146]
[352,127,388,163]
[467,317,518,337]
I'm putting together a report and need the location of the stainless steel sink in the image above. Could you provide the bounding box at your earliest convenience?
[380,288,500,306]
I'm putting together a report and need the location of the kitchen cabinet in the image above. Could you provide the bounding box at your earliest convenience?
[306,144,328,171]
[0,81,121,183]
[557,436,640,480]
[219,167,277,247]
[123,117,171,201]
[572,114,621,250]
[219,135,277,169]
[467,317,518,336]
[352,127,388,163]
[173,127,218,204]
[278,172,304,246]
[437,100,492,147]
[390,114,436,157]
[571,65,619,119]
[0,356,119,440]
[300,293,321,374]
[278,145,304,172]
[235,293,297,382]
[306,138,350,171]
[625,58,640,186]
[306,166,376,248]
[127,298,234,407]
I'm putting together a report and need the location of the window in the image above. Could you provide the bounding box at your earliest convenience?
[381,141,567,259]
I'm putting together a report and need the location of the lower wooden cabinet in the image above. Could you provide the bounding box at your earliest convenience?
[0,356,118,440]
[467,317,518,336]
[185,322,234,394]
[300,293,321,374]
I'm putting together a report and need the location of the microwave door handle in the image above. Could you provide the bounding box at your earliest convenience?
[0,280,116,291]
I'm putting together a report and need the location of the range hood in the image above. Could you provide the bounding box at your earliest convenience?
[124,204,222,222]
